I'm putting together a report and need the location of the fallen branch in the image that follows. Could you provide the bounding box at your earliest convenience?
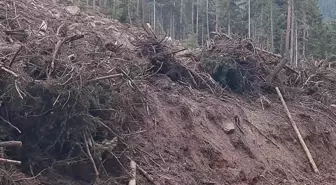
[65,34,85,43]
[266,57,288,82]
[87,73,123,83]
[0,115,21,133]
[0,158,21,165]
[244,119,280,149]
[8,45,23,67]
[255,47,282,58]
[144,23,157,40]
[49,38,66,76]
[83,132,99,180]
[137,164,160,185]
[0,141,22,148]
[1,67,19,78]
[275,87,319,173]
[128,160,137,185]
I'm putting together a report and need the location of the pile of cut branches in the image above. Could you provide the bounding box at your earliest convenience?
[0,0,150,184]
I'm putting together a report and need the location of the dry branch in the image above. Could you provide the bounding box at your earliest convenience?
[0,158,21,165]
[49,38,66,76]
[276,87,319,173]
[137,164,159,185]
[128,160,137,185]
[266,57,288,82]
[1,67,19,78]
[87,73,123,83]
[9,45,23,67]
[255,47,282,58]
[0,115,21,133]
[0,141,22,148]
[83,133,99,180]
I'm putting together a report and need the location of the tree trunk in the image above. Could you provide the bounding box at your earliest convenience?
[180,0,184,39]
[128,0,132,25]
[154,0,156,32]
[206,0,210,40]
[192,0,194,33]
[227,1,231,36]
[285,0,292,56]
[196,0,199,41]
[270,0,274,52]
[295,21,298,68]
[142,0,146,24]
[302,12,307,59]
[137,0,140,18]
[248,0,251,39]
[290,0,294,65]
[215,0,220,33]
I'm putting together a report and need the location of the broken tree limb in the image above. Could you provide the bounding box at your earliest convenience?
[49,38,66,76]
[87,73,123,83]
[0,158,21,165]
[244,119,280,149]
[128,160,137,185]
[0,115,21,133]
[275,87,319,173]
[1,67,19,78]
[137,165,160,185]
[255,47,282,58]
[9,45,23,67]
[0,141,22,148]
[266,57,288,82]
[83,132,99,180]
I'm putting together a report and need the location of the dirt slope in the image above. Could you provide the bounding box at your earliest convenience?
[130,75,336,185]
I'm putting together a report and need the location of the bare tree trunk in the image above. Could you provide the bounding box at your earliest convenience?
[192,0,194,33]
[285,0,292,55]
[227,1,231,36]
[153,0,156,32]
[128,0,132,25]
[202,17,204,46]
[290,0,294,65]
[248,0,251,39]
[137,0,140,18]
[206,0,210,40]
[113,0,116,19]
[142,0,145,24]
[302,12,307,59]
[215,0,219,33]
[196,0,199,38]
[172,1,176,39]
[180,0,183,39]
[295,21,298,68]
[270,0,274,52]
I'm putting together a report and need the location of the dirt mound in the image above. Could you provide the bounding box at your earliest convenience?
[130,76,336,185]
[0,0,336,185]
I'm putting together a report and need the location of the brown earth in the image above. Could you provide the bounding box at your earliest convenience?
[127,75,336,185]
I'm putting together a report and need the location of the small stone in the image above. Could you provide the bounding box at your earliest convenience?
[223,121,235,134]
[65,6,80,15]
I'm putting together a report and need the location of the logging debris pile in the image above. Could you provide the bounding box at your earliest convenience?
[0,0,336,185]
[199,34,298,95]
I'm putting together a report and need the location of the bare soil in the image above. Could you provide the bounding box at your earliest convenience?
[129,75,336,185]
